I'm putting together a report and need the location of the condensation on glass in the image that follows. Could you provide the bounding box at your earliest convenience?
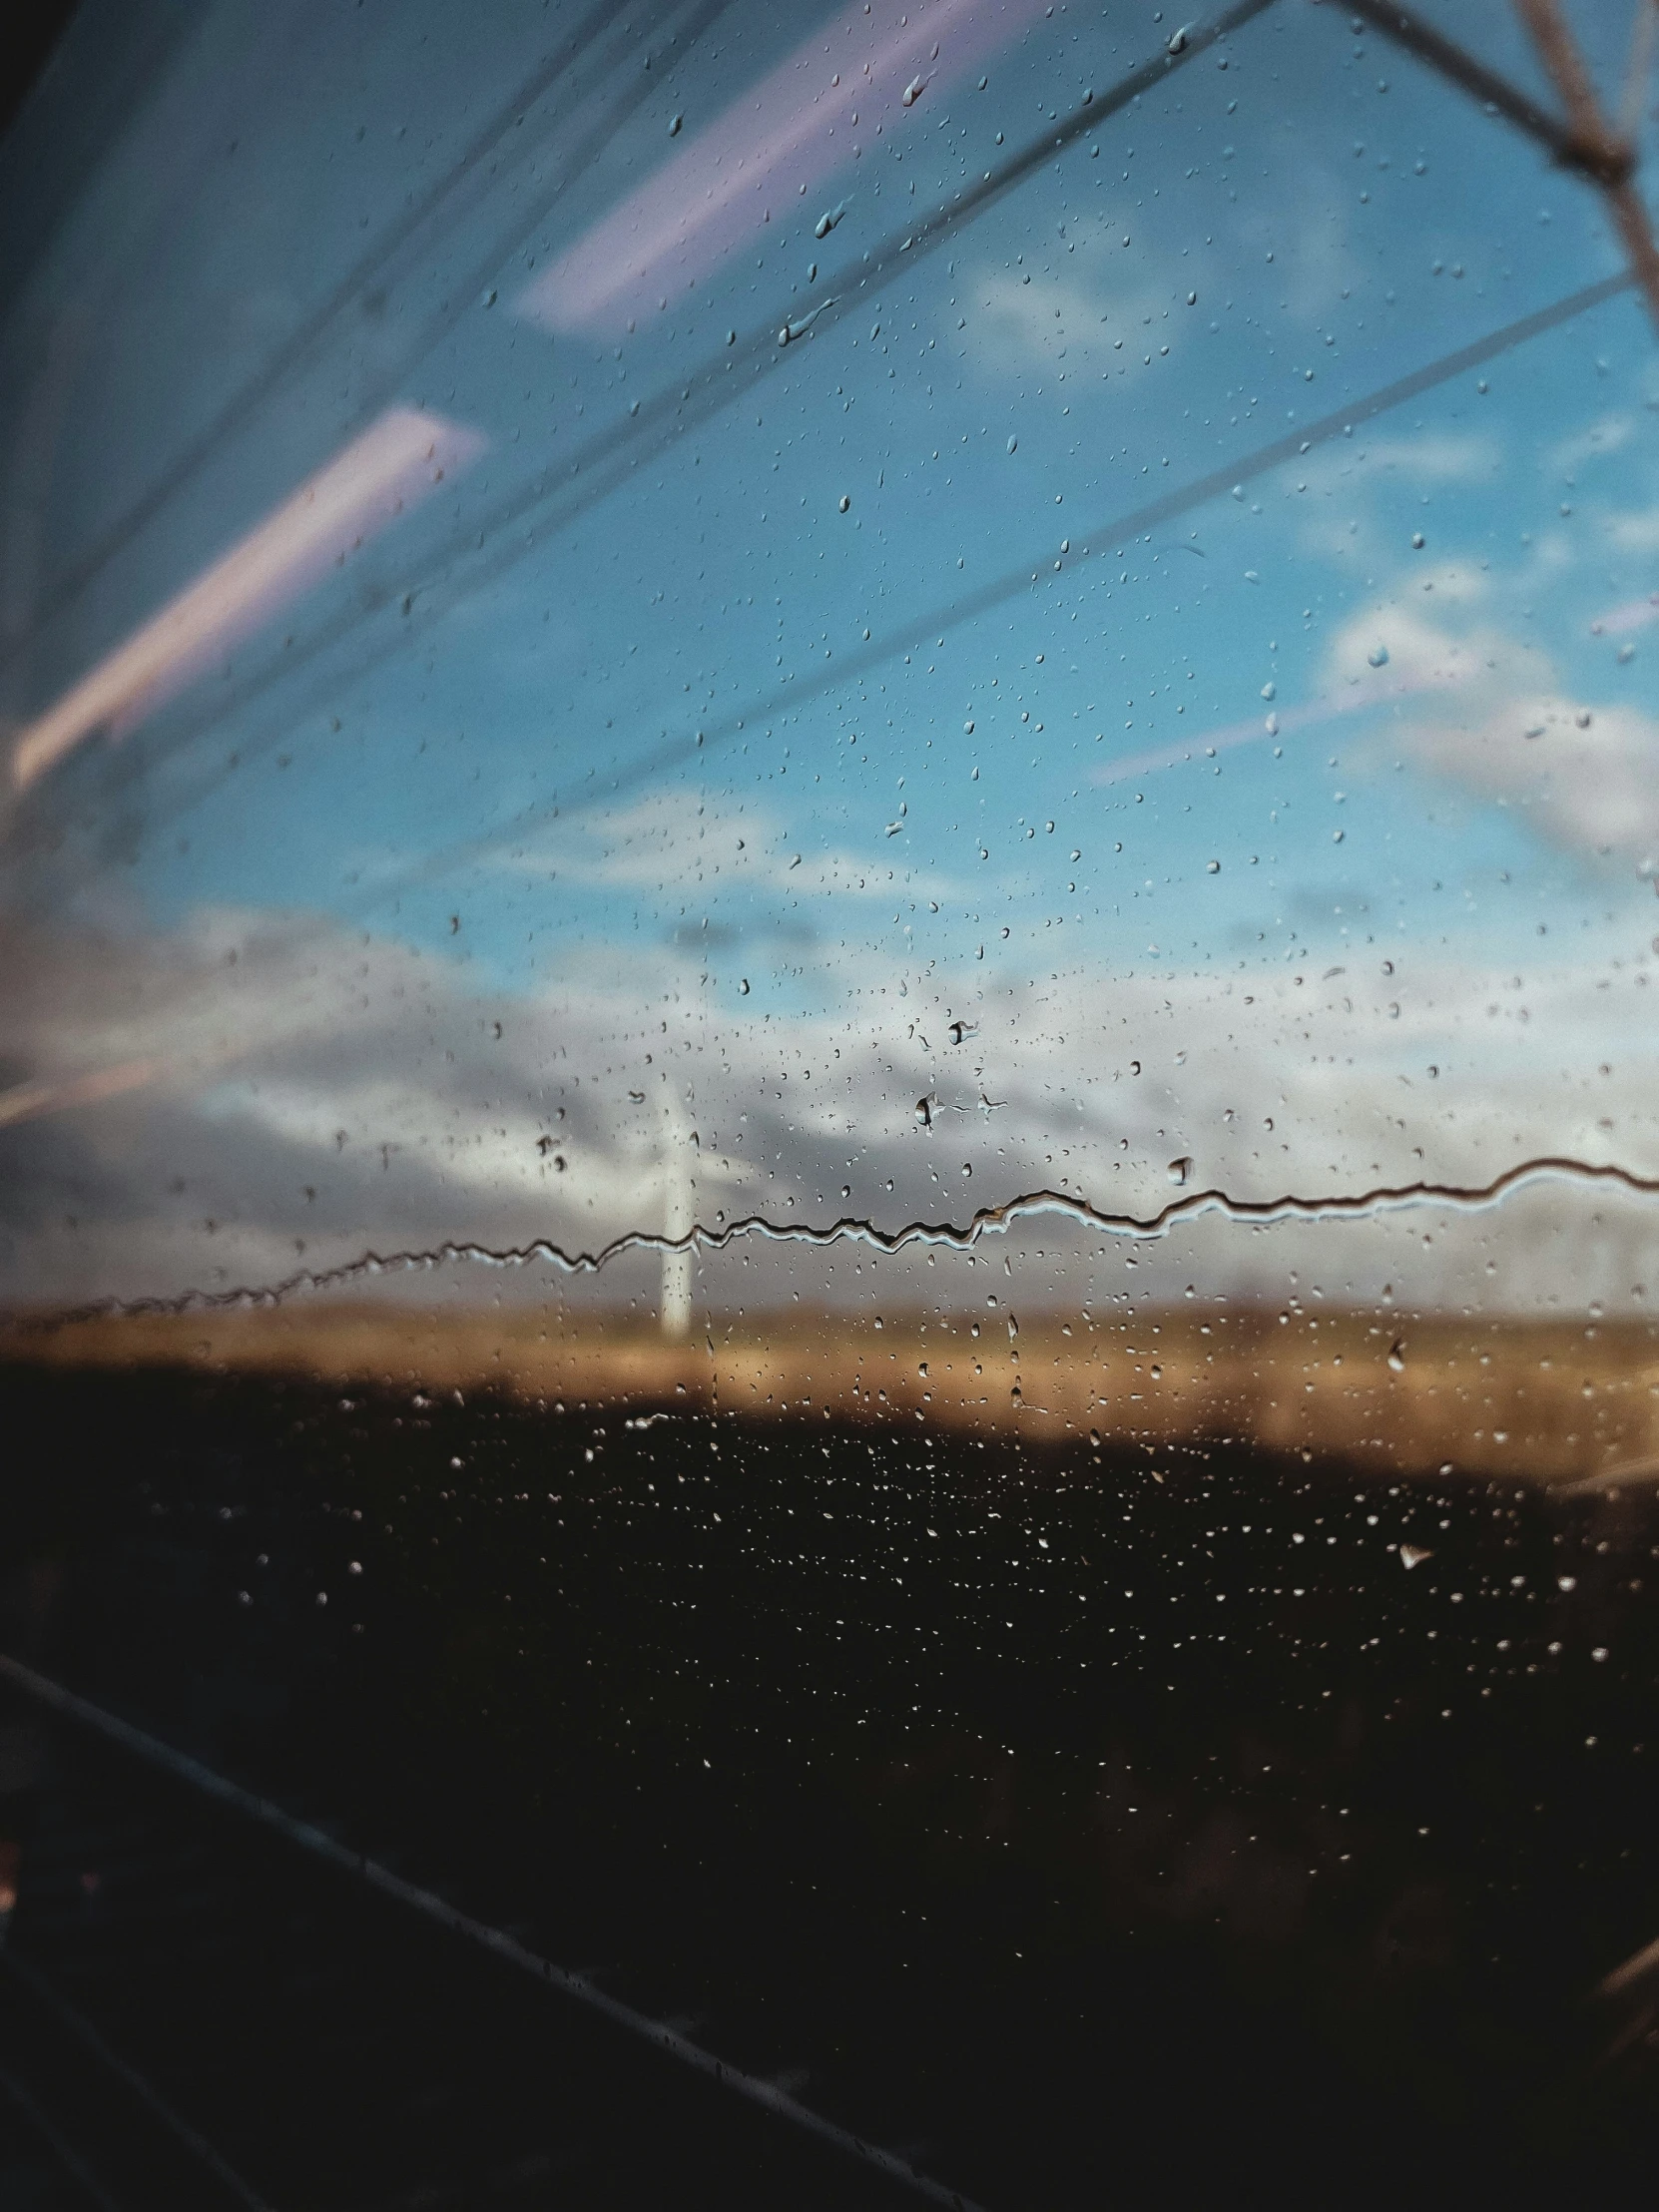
[3,2,1659,2201]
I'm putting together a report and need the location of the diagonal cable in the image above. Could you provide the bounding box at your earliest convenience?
[1345,0,1626,179]
[1512,0,1659,327]
[0,270,1635,1151]
[0,1945,274,2211]
[0,0,717,685]
[0,258,1629,1146]
[122,270,1635,903]
[0,1654,987,2212]
[19,0,1280,832]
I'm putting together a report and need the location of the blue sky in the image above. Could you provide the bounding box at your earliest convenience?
[4,0,1659,1308]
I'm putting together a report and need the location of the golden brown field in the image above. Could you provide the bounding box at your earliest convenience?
[8,1299,1659,1487]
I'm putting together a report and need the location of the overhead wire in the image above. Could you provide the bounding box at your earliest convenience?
[1347,1,1659,330]
[338,270,1638,914]
[4,0,1647,964]
[77,0,1654,853]
[20,0,1282,841]
[0,0,723,685]
[0,2056,124,2212]
[0,1654,987,2212]
[1511,0,1659,328]
[1,1942,275,2212]
[1345,0,1622,178]
[0,256,1622,1109]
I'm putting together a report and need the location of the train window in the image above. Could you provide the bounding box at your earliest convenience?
[3,2,1659,2201]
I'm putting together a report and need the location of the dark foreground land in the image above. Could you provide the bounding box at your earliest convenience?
[3,1359,1659,2207]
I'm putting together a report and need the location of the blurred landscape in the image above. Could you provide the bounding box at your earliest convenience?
[6,1332,1659,2204]
[10,1296,1659,1488]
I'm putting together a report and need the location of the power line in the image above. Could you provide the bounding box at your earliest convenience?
[0,2057,124,2212]
[17,0,1637,891]
[29,0,1281,838]
[1345,0,1614,177]
[1348,0,1659,330]
[0,251,1610,1041]
[605,273,1636,778]
[0,1654,987,2212]
[161,268,1641,922]
[1,1943,274,2212]
[0,0,719,684]
[1512,0,1659,328]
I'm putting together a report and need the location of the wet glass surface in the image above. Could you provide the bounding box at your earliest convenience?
[4,1,1659,2202]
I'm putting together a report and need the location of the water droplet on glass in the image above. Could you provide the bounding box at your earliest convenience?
[915,1096,933,1127]
[739,978,750,994]
[902,74,925,107]
[1411,531,1425,549]
[838,493,850,513]
[1399,1543,1433,1570]
[1260,682,1276,701]
[1368,644,1389,668]
[1387,1340,1406,1373]
[1167,1156,1193,1186]
[668,113,683,137]
[779,298,832,345]
[1206,859,1220,873]
[1006,435,1017,454]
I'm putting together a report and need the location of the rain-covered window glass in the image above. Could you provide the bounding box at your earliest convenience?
[4,2,1659,2201]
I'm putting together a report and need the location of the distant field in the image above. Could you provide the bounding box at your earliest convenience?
[8,1300,1658,1486]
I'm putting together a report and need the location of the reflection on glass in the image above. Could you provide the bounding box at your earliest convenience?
[12,407,483,790]
[518,0,1049,335]
[4,0,1659,2200]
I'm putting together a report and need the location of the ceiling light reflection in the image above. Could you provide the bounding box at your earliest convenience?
[518,0,1047,336]
[11,406,485,792]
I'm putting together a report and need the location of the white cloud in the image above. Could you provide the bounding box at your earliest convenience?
[1603,506,1659,555]
[1355,431,1503,485]
[1325,602,1659,871]
[1325,602,1535,696]
[1402,692,1659,872]
[4,886,1658,1313]
[1547,410,1637,477]
[495,789,956,905]
[968,268,1114,374]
